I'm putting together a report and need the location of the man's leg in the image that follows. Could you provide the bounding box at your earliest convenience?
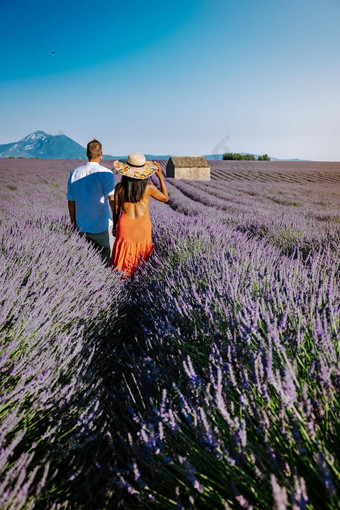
[85,229,111,266]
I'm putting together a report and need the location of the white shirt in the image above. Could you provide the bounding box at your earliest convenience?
[67,161,115,233]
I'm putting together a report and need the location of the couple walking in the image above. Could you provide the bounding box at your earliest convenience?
[67,139,168,275]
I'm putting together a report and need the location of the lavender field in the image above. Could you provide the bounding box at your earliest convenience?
[0,159,339,509]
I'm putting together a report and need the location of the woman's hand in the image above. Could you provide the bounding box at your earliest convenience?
[155,162,163,179]
[149,162,168,203]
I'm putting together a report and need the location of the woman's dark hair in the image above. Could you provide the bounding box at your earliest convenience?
[121,176,148,203]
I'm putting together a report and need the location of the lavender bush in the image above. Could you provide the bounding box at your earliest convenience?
[1,159,339,509]
[162,166,340,258]
[1,161,124,508]
[104,201,339,509]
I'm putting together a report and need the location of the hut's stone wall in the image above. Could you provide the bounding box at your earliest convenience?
[172,166,210,180]
[166,157,210,180]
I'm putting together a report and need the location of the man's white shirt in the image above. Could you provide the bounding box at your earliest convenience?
[67,161,115,233]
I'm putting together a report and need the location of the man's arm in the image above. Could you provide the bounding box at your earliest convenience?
[68,200,77,229]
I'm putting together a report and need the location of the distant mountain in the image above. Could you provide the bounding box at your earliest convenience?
[0,133,172,160]
[144,154,172,160]
[0,131,305,161]
[0,131,114,159]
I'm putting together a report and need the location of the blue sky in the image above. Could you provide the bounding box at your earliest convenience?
[1,0,339,160]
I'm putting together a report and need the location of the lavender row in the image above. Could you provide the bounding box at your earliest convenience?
[160,176,339,257]
[1,159,339,508]
[105,200,339,508]
[208,160,340,184]
[0,214,123,508]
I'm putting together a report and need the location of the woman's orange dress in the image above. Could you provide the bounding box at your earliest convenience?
[110,202,153,274]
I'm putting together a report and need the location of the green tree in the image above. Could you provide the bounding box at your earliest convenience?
[222,152,256,160]
[257,154,271,161]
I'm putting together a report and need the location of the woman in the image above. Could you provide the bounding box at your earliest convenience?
[110,153,168,275]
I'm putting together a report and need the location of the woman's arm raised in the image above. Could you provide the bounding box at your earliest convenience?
[148,164,168,202]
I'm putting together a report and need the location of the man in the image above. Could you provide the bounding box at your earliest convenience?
[67,139,115,265]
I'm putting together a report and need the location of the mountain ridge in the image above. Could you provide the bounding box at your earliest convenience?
[0,131,101,159]
[0,130,303,161]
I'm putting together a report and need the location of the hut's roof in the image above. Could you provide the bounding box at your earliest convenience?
[169,157,210,168]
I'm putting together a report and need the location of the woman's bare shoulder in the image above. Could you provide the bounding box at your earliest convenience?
[146,182,157,190]
[144,182,156,194]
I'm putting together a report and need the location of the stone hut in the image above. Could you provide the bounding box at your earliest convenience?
[166,157,210,180]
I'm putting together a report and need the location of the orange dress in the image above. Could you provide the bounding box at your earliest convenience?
[110,202,153,274]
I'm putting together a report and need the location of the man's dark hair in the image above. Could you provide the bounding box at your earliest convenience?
[121,176,148,203]
[87,139,102,159]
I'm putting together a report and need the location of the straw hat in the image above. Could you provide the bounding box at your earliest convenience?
[113,153,158,180]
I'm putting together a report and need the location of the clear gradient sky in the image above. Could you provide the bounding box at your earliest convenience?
[1,0,339,160]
